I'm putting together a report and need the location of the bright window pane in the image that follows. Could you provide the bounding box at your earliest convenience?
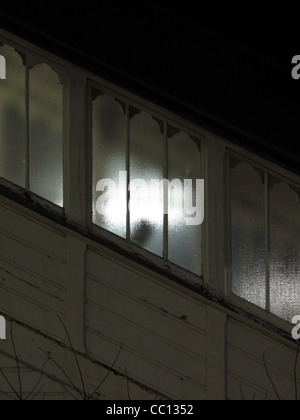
[130,112,164,256]
[92,93,127,238]
[270,182,300,321]
[231,161,266,308]
[168,131,202,276]
[91,90,203,275]
[0,45,26,187]
[29,63,63,206]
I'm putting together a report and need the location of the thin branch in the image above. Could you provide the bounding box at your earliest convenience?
[57,316,87,399]
[39,349,82,400]
[41,366,81,400]
[88,344,123,401]
[0,367,20,399]
[0,386,18,401]
[0,326,47,401]
[239,386,246,401]
[125,366,131,401]
[24,361,47,401]
[46,376,79,401]
[10,324,22,399]
[263,352,281,401]
[28,385,45,401]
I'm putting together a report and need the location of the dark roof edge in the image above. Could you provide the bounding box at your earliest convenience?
[0,12,299,176]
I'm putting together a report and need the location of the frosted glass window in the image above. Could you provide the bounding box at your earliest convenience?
[231,161,266,309]
[130,112,164,256]
[91,90,203,276]
[168,131,202,276]
[92,94,127,238]
[230,155,300,323]
[29,64,63,206]
[270,182,300,321]
[0,45,26,187]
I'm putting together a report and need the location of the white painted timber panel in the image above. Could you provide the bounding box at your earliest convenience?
[0,233,66,287]
[87,249,207,332]
[0,203,66,261]
[87,329,206,400]
[227,319,300,400]
[87,303,206,384]
[87,275,206,358]
[86,249,207,400]
[0,204,67,339]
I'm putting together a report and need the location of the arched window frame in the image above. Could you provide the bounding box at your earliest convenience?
[88,81,205,287]
[227,148,300,332]
[0,40,67,214]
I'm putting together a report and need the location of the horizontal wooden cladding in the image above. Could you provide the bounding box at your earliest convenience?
[227,373,277,401]
[0,259,65,312]
[0,230,66,339]
[227,319,300,400]
[0,285,66,340]
[0,337,67,400]
[87,275,206,358]
[0,233,66,289]
[87,329,206,400]
[0,370,64,400]
[0,203,66,262]
[86,250,207,399]
[87,303,206,380]
[0,320,179,400]
[0,322,78,400]
[227,350,299,401]
[87,250,207,333]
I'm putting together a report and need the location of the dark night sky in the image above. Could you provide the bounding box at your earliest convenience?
[0,2,299,173]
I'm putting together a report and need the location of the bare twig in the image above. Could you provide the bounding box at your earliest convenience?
[0,317,129,401]
[263,352,281,401]
[57,316,87,399]
[39,349,81,400]
[45,374,79,401]
[0,366,20,399]
[10,324,22,399]
[40,318,123,400]
[27,385,45,401]
[24,361,47,401]
[0,385,18,401]
[88,344,123,400]
[0,324,46,400]
[125,366,131,401]
[239,386,246,401]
